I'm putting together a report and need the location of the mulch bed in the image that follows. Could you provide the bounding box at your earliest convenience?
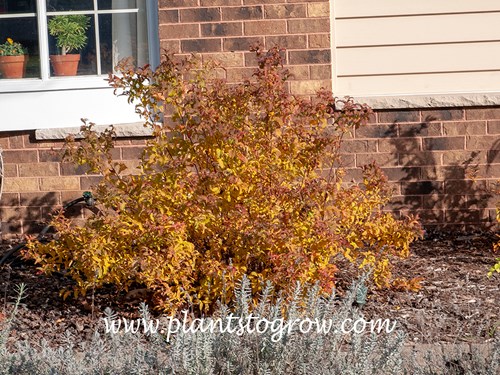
[0,230,499,348]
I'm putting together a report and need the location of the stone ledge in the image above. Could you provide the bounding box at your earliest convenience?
[35,122,154,140]
[348,93,500,109]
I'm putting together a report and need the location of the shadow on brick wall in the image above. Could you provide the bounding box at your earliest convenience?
[385,116,494,229]
[0,191,91,242]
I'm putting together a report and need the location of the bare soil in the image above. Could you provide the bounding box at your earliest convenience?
[0,230,499,348]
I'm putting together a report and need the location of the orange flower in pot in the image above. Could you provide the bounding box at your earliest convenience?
[48,15,90,76]
[0,37,28,79]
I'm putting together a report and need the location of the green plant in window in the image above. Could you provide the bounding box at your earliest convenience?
[48,15,90,55]
[0,38,26,56]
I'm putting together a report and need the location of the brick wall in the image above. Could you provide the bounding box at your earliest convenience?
[0,132,148,239]
[158,0,332,96]
[340,108,500,231]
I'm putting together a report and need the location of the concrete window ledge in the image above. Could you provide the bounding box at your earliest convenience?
[35,122,154,141]
[350,93,500,109]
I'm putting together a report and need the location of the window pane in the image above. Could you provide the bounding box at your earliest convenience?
[0,0,36,14]
[48,16,97,76]
[0,18,40,79]
[99,10,148,74]
[46,0,93,12]
[98,0,138,10]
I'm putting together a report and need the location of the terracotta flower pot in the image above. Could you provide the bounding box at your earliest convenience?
[50,54,80,76]
[0,55,27,79]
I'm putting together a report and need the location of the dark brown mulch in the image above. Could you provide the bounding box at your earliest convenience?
[0,231,499,348]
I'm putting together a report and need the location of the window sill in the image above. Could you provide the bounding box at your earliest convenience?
[35,122,153,140]
[0,76,111,94]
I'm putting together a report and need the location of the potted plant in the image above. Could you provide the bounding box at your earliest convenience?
[48,15,90,76]
[0,38,27,79]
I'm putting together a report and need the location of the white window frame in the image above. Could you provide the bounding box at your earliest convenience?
[0,0,159,131]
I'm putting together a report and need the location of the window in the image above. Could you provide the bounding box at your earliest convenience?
[0,0,159,131]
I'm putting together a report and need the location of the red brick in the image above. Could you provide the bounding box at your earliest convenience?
[80,176,102,190]
[445,209,489,223]
[382,167,420,181]
[160,40,181,53]
[339,139,377,153]
[244,20,287,35]
[309,64,331,80]
[201,0,241,5]
[465,194,497,209]
[465,107,500,120]
[414,209,445,222]
[289,49,331,64]
[3,150,38,163]
[307,3,329,17]
[8,134,25,149]
[379,138,421,152]
[265,34,307,49]
[226,67,255,82]
[399,151,441,166]
[223,36,263,51]
[222,6,263,20]
[422,194,466,210]
[19,163,59,177]
[355,124,397,138]
[159,0,198,7]
[308,33,330,48]
[20,192,60,206]
[288,19,330,33]
[203,52,244,67]
[444,180,486,194]
[384,195,422,210]
[466,135,500,150]
[201,22,243,37]
[423,137,465,151]
[356,153,398,167]
[487,150,500,164]
[478,164,500,178]
[159,9,179,24]
[60,163,94,176]
[398,122,441,137]
[402,181,443,195]
[442,121,486,136]
[38,149,63,162]
[3,164,17,177]
[487,120,500,134]
[244,0,281,3]
[420,166,465,180]
[442,150,485,165]
[289,79,330,95]
[286,65,310,80]
[40,177,80,191]
[0,206,42,221]
[264,4,307,19]
[160,24,199,40]
[3,178,39,193]
[378,110,420,123]
[180,8,221,23]
[181,38,222,52]
[1,193,19,206]
[0,220,22,236]
[421,109,464,122]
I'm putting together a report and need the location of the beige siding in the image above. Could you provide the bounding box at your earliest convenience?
[333,1,500,96]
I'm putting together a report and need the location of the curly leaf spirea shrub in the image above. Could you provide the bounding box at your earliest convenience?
[24,46,422,313]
